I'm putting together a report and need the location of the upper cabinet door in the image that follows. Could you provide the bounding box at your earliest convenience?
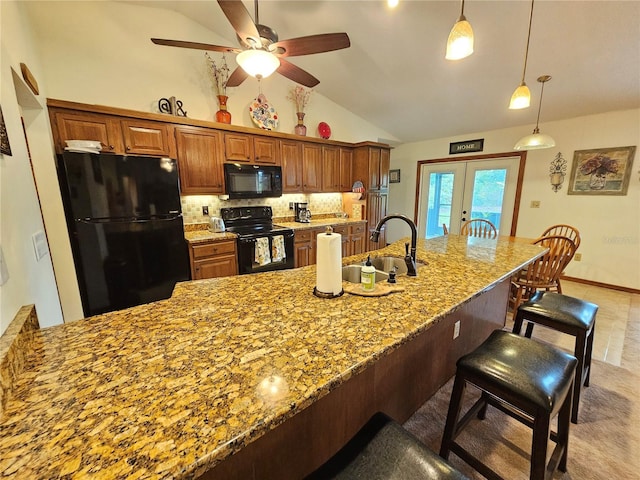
[339,148,353,192]
[379,148,390,190]
[53,111,123,154]
[121,119,174,157]
[322,146,340,191]
[175,126,224,195]
[254,137,279,165]
[281,140,303,192]
[224,133,253,162]
[302,143,322,192]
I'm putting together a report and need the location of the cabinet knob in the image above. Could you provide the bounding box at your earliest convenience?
[126,146,131,151]
[109,145,114,150]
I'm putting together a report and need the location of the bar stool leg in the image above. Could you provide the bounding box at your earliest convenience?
[584,326,594,387]
[531,414,550,480]
[557,383,573,472]
[440,375,466,460]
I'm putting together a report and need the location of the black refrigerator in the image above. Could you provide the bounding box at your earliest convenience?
[58,151,190,317]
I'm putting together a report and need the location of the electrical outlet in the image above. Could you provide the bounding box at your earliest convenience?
[453,320,460,339]
[574,253,582,261]
[202,206,209,216]
[289,202,294,210]
[530,200,541,208]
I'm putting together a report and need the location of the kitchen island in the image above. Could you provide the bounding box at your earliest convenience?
[0,235,544,479]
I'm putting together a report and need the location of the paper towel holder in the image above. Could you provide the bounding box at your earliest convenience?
[313,226,345,299]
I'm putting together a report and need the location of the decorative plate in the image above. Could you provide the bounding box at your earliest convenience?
[249,94,279,130]
[318,121,331,139]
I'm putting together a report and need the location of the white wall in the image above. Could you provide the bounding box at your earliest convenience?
[0,1,396,332]
[0,1,64,335]
[388,109,640,290]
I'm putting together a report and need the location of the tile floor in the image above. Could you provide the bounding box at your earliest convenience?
[505,280,640,369]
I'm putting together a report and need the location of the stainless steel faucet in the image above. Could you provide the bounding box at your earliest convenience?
[370,214,418,276]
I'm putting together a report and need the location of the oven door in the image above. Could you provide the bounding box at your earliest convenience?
[236,230,295,275]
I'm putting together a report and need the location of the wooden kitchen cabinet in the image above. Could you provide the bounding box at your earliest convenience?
[349,223,366,256]
[331,225,351,257]
[224,132,279,165]
[366,192,388,252]
[294,229,314,268]
[302,143,323,192]
[281,140,303,192]
[51,109,175,157]
[339,147,354,192]
[189,239,238,280]
[353,145,391,191]
[322,146,340,191]
[175,126,225,195]
[121,119,174,157]
[52,110,123,153]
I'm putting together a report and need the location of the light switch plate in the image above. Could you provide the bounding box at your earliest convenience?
[32,231,49,261]
[0,246,9,285]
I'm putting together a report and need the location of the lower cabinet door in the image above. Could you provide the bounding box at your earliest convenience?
[193,254,237,279]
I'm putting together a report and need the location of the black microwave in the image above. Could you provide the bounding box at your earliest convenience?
[224,163,283,199]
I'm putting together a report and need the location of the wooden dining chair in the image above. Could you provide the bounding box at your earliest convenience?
[442,223,449,235]
[460,219,498,239]
[540,224,581,292]
[510,235,578,311]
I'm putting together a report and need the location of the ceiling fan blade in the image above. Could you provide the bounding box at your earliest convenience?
[217,0,261,47]
[277,59,320,87]
[226,66,249,87]
[151,38,240,53]
[273,33,350,57]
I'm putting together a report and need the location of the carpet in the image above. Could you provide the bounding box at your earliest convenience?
[403,359,640,479]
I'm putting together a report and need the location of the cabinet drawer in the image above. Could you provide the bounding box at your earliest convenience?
[192,240,236,259]
[294,230,313,243]
[331,225,349,236]
[350,224,366,235]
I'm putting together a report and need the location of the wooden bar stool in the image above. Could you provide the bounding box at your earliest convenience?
[307,412,469,479]
[440,330,577,480]
[513,291,597,423]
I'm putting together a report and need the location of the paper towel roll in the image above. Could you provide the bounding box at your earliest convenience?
[316,231,343,295]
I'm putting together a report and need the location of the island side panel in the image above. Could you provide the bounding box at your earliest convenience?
[201,278,509,480]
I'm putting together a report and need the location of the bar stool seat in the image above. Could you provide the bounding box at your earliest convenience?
[307,412,469,479]
[513,291,597,423]
[440,330,577,480]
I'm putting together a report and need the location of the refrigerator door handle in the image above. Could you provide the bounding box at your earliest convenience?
[77,215,182,224]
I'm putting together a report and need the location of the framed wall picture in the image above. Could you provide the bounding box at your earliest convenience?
[0,105,12,156]
[389,169,400,183]
[567,146,636,195]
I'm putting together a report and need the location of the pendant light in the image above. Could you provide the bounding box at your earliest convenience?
[514,75,556,150]
[445,0,474,60]
[509,0,535,109]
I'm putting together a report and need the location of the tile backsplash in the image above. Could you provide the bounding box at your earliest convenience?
[181,193,345,224]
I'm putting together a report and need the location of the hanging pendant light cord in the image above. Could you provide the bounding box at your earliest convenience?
[533,76,548,133]
[520,0,535,84]
[459,0,466,20]
[254,0,260,25]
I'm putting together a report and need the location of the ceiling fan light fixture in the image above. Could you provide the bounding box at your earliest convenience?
[514,75,555,150]
[445,16,474,60]
[509,82,531,109]
[236,49,280,79]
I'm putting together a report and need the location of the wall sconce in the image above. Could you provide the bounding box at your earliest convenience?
[549,152,567,192]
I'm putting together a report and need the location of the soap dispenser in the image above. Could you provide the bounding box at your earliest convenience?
[361,255,376,292]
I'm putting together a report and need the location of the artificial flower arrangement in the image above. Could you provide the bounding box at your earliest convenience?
[205,52,230,96]
[287,85,312,113]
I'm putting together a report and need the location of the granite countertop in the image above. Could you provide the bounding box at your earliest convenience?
[0,235,544,479]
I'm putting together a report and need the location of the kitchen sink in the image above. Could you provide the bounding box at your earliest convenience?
[341,264,388,283]
[369,256,425,276]
[342,256,425,283]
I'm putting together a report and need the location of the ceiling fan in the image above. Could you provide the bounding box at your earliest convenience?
[151,0,350,87]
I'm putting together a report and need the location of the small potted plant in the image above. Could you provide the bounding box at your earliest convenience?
[205,53,231,124]
[287,85,312,135]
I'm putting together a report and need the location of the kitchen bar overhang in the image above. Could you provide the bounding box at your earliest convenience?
[0,235,545,479]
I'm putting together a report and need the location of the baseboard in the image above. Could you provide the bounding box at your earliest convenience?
[561,275,640,295]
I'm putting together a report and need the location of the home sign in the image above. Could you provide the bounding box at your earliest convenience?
[449,139,484,155]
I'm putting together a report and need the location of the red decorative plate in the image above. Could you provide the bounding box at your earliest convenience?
[318,122,331,139]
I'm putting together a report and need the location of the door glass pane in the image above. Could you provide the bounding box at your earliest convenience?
[426,172,454,238]
[470,169,506,233]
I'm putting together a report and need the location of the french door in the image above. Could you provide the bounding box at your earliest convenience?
[417,156,522,238]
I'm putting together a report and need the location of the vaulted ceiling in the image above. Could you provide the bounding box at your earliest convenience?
[126,1,640,143]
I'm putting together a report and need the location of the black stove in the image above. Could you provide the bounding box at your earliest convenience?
[221,206,295,274]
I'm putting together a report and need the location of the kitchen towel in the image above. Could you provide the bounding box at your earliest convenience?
[272,235,286,262]
[255,237,271,266]
[315,230,343,295]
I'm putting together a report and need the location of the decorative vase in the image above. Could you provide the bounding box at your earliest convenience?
[294,112,307,136]
[215,95,231,124]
